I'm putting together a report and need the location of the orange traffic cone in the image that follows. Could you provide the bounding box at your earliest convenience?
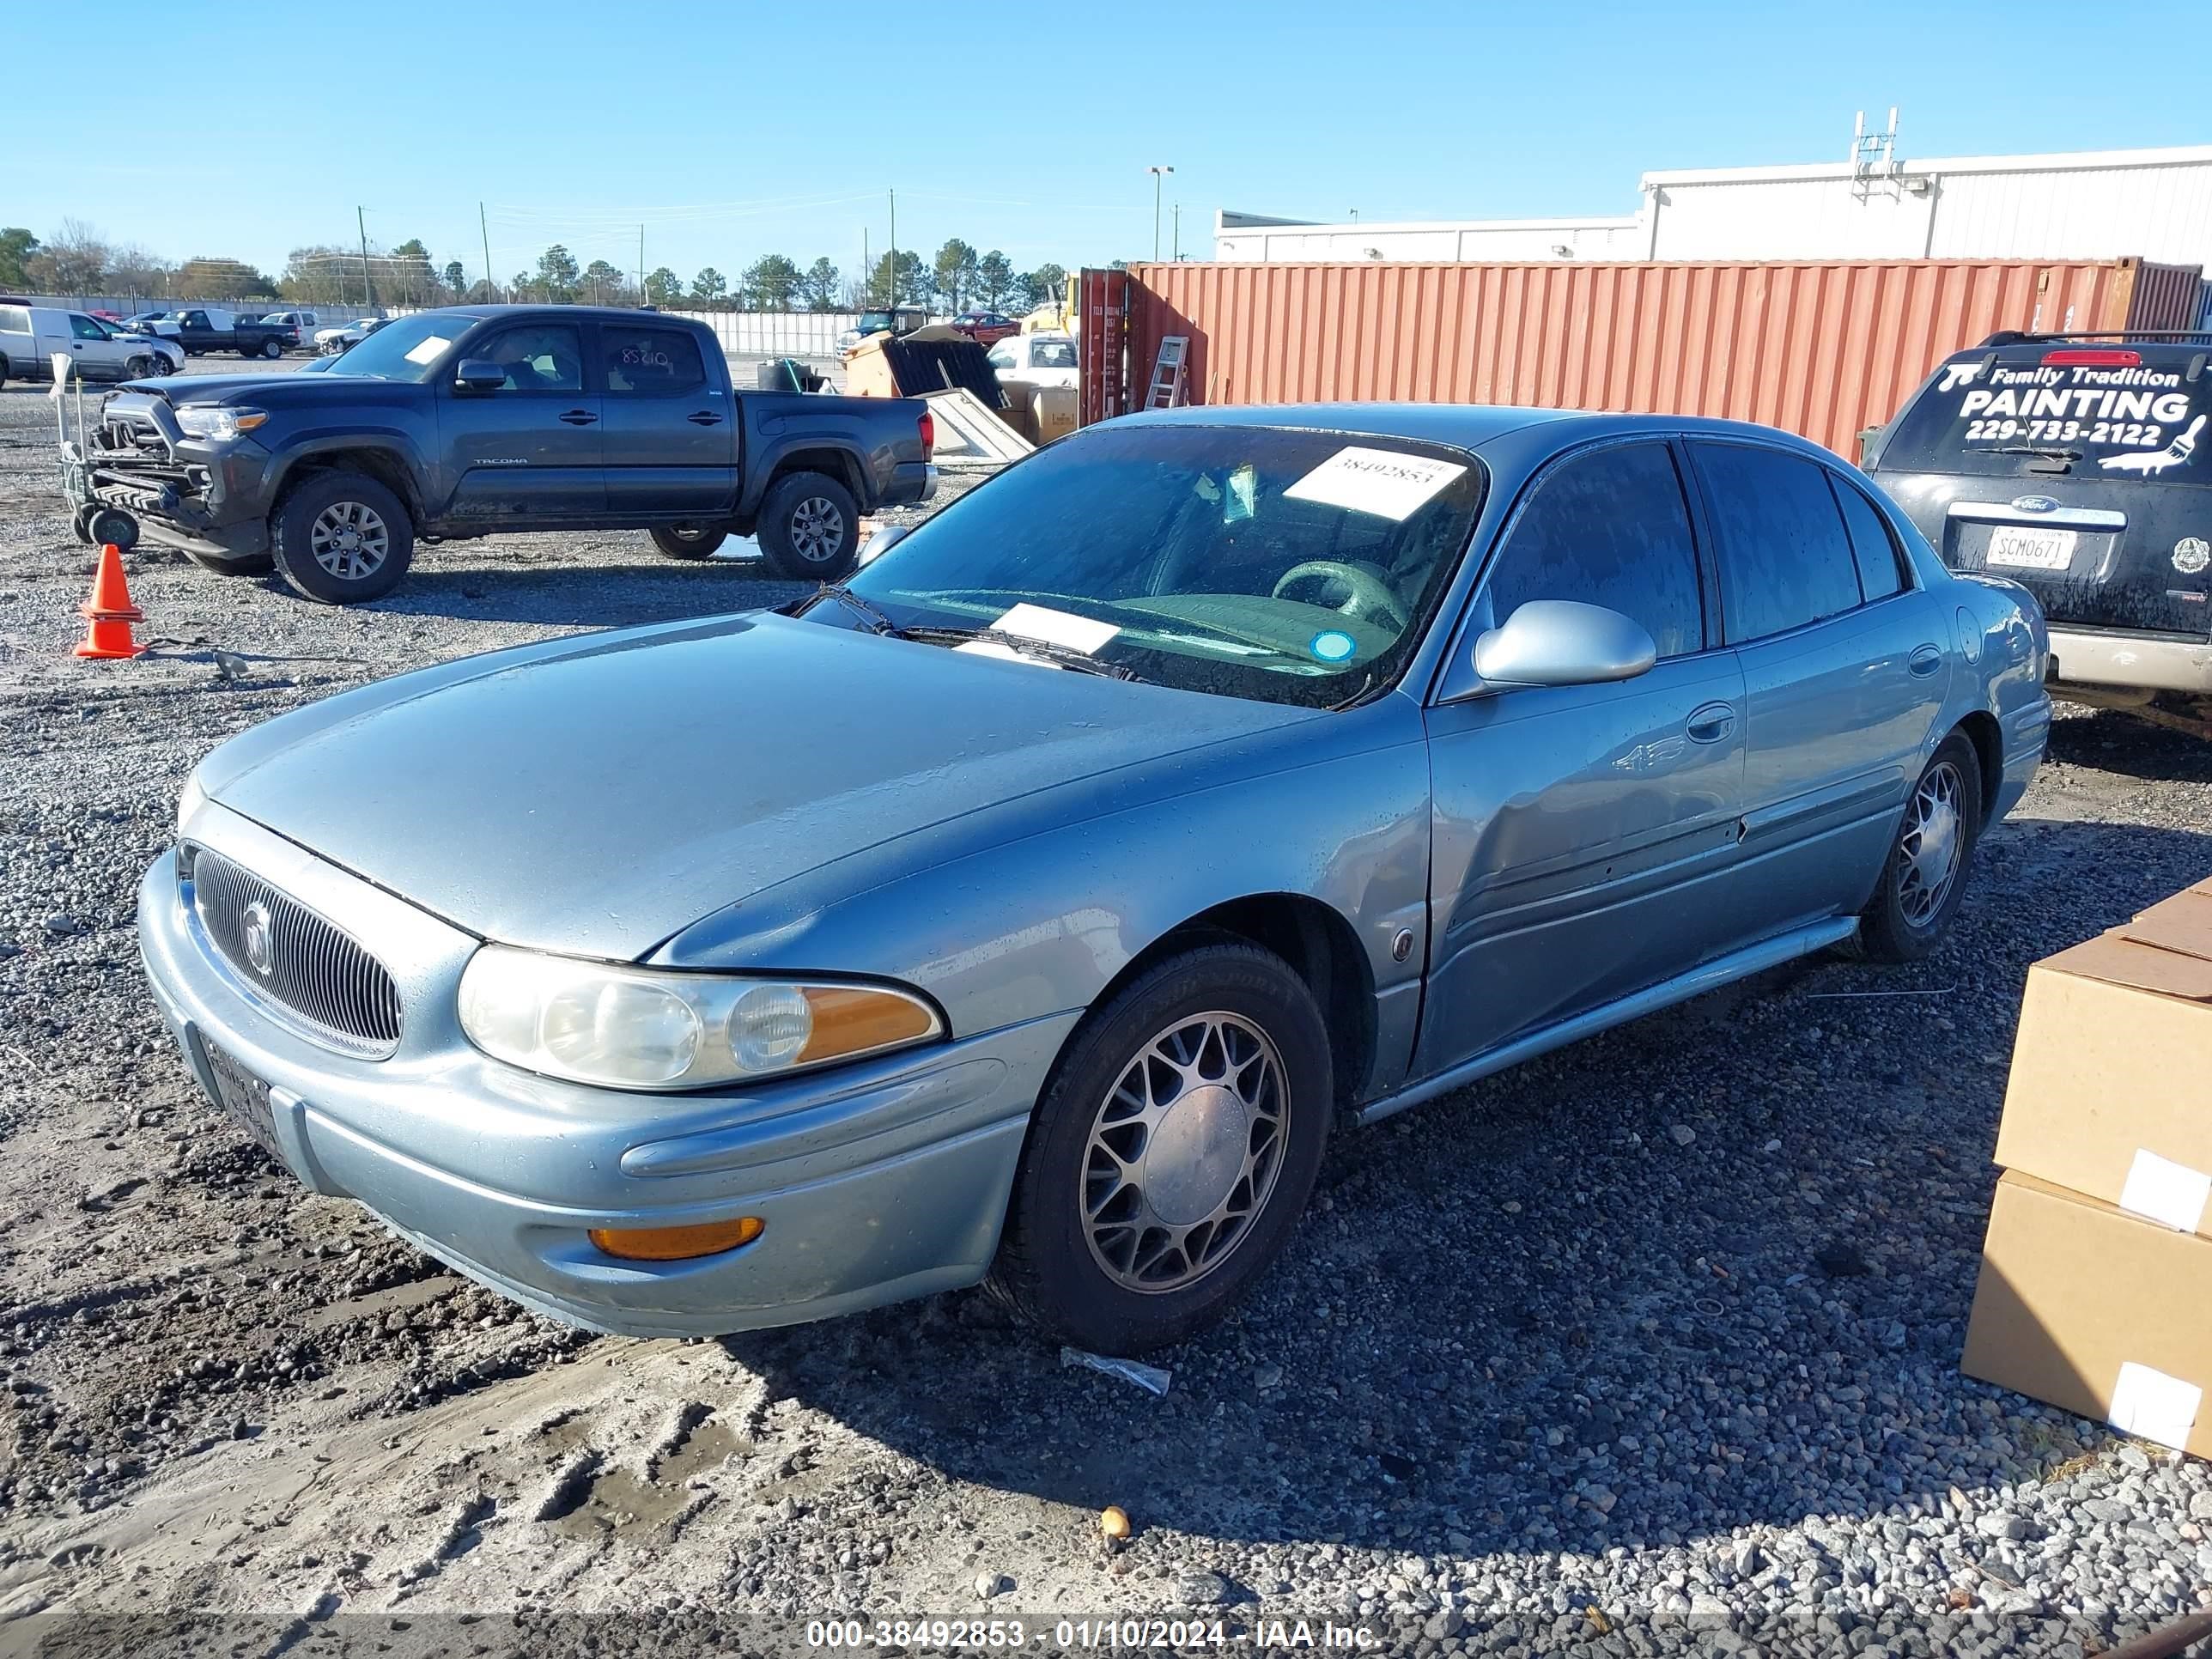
[73,544,145,660]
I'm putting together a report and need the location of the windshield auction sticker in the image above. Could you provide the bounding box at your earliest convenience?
[991,603,1120,655]
[403,335,451,366]
[1284,447,1467,520]
[1939,359,2206,473]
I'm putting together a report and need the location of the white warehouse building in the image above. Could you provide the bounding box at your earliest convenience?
[1216,143,2212,274]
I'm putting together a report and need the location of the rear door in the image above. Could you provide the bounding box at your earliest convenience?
[593,319,736,514]
[1874,345,2212,635]
[435,320,605,520]
[1687,440,1947,929]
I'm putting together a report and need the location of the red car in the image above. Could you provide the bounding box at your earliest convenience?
[951,311,1021,345]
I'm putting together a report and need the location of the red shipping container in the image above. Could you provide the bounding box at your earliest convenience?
[1109,256,2204,456]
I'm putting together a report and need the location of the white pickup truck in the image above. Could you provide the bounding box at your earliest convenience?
[0,305,184,386]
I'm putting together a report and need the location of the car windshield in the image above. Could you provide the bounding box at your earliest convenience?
[857,312,896,333]
[326,313,480,380]
[830,423,1486,709]
[1882,349,2212,484]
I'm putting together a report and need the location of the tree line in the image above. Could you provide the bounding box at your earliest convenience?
[1,220,1071,317]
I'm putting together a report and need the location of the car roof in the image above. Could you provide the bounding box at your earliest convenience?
[407,303,702,325]
[1115,401,1842,459]
[1941,331,2212,365]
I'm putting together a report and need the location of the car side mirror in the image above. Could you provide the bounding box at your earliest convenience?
[1471,599,1657,690]
[858,523,909,568]
[454,358,506,393]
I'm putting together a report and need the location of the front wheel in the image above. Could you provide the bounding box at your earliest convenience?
[987,940,1332,1355]
[270,471,415,605]
[1853,733,1984,963]
[757,470,860,581]
[650,524,725,561]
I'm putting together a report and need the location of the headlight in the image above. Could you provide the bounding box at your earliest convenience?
[174,405,268,442]
[176,769,208,836]
[457,945,943,1091]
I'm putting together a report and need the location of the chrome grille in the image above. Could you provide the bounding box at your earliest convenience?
[185,845,403,1052]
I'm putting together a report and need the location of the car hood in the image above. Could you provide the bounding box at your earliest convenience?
[201,612,1311,960]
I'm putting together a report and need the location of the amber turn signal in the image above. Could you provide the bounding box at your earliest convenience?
[589,1216,765,1261]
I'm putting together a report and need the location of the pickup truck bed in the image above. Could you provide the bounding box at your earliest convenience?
[70,304,937,604]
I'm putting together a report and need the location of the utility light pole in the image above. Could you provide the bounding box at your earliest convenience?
[1172,203,1182,260]
[888,188,896,307]
[479,202,494,303]
[1149,166,1175,262]
[356,206,374,309]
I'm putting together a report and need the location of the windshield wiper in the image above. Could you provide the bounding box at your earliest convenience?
[897,624,1141,681]
[811,582,899,635]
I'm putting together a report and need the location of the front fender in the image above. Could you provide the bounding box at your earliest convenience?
[264,428,436,516]
[651,695,1436,1093]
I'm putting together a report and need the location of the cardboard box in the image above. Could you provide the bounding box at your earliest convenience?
[1995,890,2212,1235]
[1031,385,1077,442]
[1965,1171,2212,1453]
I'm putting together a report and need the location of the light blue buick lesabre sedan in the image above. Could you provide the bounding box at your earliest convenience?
[139,405,2051,1355]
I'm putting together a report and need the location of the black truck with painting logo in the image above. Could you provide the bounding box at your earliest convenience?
[1868,331,2212,736]
[65,305,938,604]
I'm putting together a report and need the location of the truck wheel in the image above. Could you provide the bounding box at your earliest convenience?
[0,354,12,389]
[270,471,415,605]
[185,548,276,576]
[650,524,724,560]
[261,338,284,359]
[125,354,160,380]
[757,471,860,580]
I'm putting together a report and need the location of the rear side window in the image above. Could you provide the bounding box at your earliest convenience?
[1880,351,2212,483]
[602,325,707,395]
[1481,441,1705,659]
[0,307,29,334]
[1829,477,1905,601]
[1691,442,1863,642]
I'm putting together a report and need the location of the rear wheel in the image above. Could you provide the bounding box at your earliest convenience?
[650,524,725,560]
[270,471,414,605]
[125,354,159,380]
[261,337,284,360]
[987,940,1332,1355]
[757,470,860,581]
[1853,733,1983,963]
[0,354,10,388]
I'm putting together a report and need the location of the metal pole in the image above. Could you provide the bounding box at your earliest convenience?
[1148,166,1174,262]
[887,189,896,307]
[356,207,374,310]
[638,225,645,305]
[479,202,495,304]
[1173,204,1181,260]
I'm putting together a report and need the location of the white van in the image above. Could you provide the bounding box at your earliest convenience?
[0,306,185,386]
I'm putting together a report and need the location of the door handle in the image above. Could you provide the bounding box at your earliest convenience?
[686,410,723,426]
[1686,702,1736,744]
[558,409,599,426]
[1908,643,1944,678]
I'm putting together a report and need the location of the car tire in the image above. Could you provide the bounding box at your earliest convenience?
[650,524,725,561]
[261,338,284,359]
[185,548,276,576]
[986,939,1333,1356]
[0,354,13,389]
[757,470,860,581]
[84,507,139,551]
[1851,733,1984,964]
[270,471,415,605]
[125,354,159,380]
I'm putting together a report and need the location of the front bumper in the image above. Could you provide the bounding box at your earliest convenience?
[2047,627,2212,697]
[137,804,1065,1338]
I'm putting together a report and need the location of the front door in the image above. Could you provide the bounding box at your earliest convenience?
[1685,440,1949,927]
[67,313,127,377]
[592,319,738,515]
[1418,438,1747,1078]
[436,321,605,520]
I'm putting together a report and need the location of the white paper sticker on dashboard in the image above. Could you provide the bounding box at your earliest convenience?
[1283,446,1466,521]
[991,603,1119,655]
[404,335,451,366]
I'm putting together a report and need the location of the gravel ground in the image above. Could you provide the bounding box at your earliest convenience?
[3,362,2212,1656]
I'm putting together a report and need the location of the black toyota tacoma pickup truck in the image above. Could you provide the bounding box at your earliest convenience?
[69,305,937,603]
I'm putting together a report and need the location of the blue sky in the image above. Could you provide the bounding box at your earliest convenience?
[3,0,2203,289]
